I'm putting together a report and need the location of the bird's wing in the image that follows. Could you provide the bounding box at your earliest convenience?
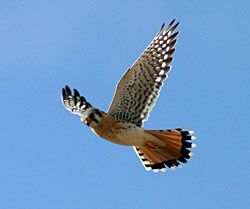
[108,19,179,127]
[62,85,92,116]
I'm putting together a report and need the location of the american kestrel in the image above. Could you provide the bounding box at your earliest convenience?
[62,19,196,172]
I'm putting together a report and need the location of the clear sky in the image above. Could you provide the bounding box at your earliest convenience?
[0,0,249,209]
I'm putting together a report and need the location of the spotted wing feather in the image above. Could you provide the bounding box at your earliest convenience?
[108,19,179,127]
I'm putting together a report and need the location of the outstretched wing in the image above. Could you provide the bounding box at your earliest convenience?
[62,85,92,116]
[108,19,179,127]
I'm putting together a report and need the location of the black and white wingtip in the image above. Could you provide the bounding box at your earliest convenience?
[61,85,92,116]
[157,19,180,37]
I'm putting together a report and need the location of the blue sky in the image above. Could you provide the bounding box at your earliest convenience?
[0,0,249,208]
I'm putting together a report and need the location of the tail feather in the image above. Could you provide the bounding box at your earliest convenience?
[134,128,196,172]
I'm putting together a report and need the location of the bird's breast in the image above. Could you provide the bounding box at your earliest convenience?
[90,113,146,146]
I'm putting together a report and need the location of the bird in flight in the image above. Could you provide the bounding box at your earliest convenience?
[62,19,196,172]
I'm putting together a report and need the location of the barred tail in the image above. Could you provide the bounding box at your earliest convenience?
[134,128,196,172]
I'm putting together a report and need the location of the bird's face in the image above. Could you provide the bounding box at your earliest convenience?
[80,107,93,125]
[81,108,102,127]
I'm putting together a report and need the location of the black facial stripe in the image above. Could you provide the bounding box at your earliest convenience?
[95,110,102,117]
[89,112,99,124]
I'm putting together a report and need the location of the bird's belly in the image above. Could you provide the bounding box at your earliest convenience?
[112,129,147,146]
[91,126,148,147]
